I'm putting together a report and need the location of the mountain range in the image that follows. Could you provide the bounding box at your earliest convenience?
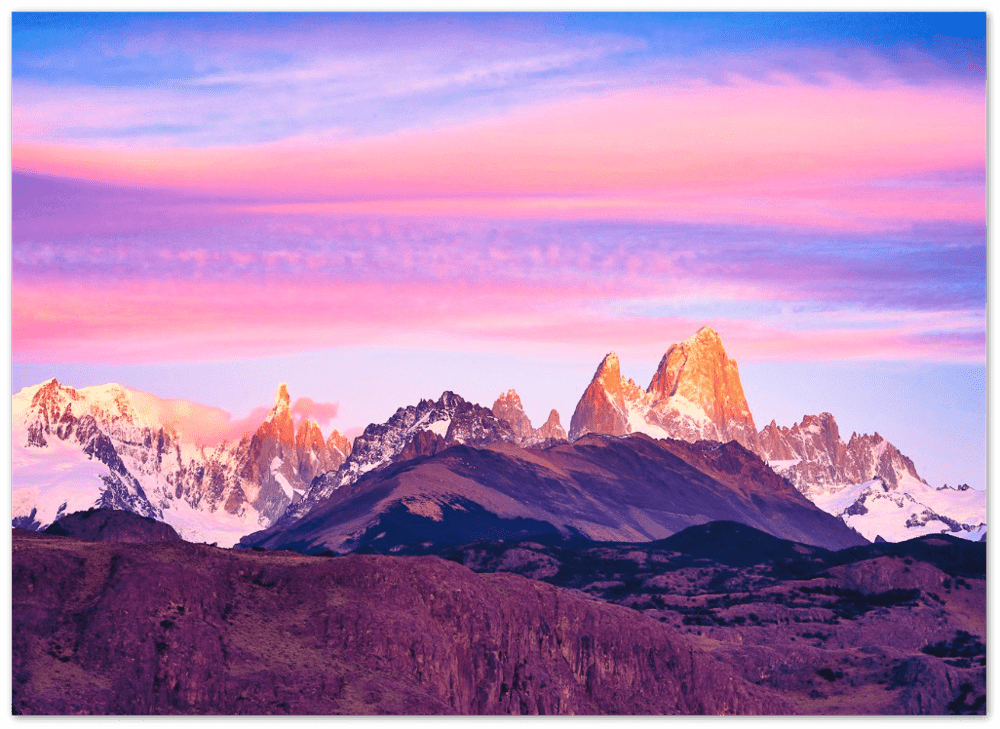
[11,327,985,548]
[12,378,350,546]
[564,327,984,543]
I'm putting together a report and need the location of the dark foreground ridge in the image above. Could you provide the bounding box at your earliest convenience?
[12,522,985,715]
[12,528,789,715]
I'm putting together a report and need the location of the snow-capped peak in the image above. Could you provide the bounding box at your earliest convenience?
[12,378,351,548]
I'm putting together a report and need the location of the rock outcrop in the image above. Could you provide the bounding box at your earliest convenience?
[43,508,182,543]
[569,353,631,439]
[237,384,350,523]
[757,412,923,493]
[536,409,567,442]
[276,392,518,529]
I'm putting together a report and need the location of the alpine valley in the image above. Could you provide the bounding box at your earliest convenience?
[10,326,987,715]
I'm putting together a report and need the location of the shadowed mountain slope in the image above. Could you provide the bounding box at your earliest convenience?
[242,434,866,555]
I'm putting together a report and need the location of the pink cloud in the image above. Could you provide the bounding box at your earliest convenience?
[121,390,342,446]
[230,179,982,233]
[722,324,986,364]
[291,397,339,428]
[12,78,984,232]
[11,276,983,367]
[124,389,269,446]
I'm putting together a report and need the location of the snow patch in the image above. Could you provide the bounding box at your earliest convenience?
[808,477,986,543]
[625,407,672,440]
[158,497,262,548]
[273,472,294,501]
[767,458,801,473]
[664,395,711,426]
[426,418,451,438]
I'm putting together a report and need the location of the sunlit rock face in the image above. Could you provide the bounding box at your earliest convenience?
[536,409,567,442]
[569,327,758,451]
[569,353,631,440]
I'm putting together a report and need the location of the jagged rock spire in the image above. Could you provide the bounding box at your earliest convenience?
[569,328,758,450]
[569,353,630,440]
[493,390,568,446]
[274,383,291,410]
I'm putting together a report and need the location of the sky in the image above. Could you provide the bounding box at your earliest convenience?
[10,12,987,490]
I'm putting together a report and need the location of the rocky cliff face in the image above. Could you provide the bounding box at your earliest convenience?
[568,353,633,438]
[441,526,985,716]
[238,385,298,521]
[12,531,790,715]
[647,327,759,451]
[236,384,350,523]
[568,328,758,450]
[536,409,567,442]
[492,390,567,446]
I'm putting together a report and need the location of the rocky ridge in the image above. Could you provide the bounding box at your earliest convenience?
[242,433,867,555]
[758,413,985,542]
[757,413,923,494]
[43,508,182,543]
[274,392,518,530]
